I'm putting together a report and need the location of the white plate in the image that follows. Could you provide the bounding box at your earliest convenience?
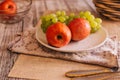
[36,21,108,52]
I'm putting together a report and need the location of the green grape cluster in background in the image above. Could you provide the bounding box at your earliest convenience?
[79,11,102,33]
[41,11,69,33]
[41,11,102,33]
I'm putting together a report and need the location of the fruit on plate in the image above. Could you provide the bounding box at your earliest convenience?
[68,18,91,41]
[40,11,102,48]
[0,0,17,15]
[41,11,69,33]
[41,11,102,34]
[79,11,102,33]
[46,22,71,48]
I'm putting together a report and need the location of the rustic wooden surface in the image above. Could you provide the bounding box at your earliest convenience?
[0,0,120,80]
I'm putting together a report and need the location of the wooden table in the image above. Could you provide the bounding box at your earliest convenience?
[0,0,120,80]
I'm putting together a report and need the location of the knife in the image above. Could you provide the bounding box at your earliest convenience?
[65,68,113,78]
[71,72,119,80]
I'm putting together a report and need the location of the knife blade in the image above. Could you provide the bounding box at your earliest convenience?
[65,68,113,78]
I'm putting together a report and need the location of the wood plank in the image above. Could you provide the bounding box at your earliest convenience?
[0,0,45,80]
[45,0,68,11]
[64,0,92,12]
[0,23,24,80]
[0,2,31,80]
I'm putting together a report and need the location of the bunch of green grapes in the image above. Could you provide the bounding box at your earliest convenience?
[79,11,102,33]
[41,11,69,33]
[41,10,102,33]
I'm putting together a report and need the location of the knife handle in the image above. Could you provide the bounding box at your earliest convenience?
[65,69,112,78]
[71,71,120,80]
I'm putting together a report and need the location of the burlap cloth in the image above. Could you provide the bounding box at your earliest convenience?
[8,24,120,70]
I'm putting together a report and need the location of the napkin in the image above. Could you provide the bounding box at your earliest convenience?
[8,22,119,71]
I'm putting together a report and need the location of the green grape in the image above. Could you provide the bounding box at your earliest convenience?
[66,17,73,25]
[52,18,58,23]
[61,11,66,16]
[70,13,75,17]
[87,15,95,21]
[45,15,51,21]
[41,10,102,34]
[74,15,80,19]
[90,21,98,27]
[41,15,53,33]
[90,24,101,33]
[91,27,98,33]
[95,18,102,24]
[41,22,47,33]
[96,24,101,29]
[84,11,91,19]
[65,16,69,20]
[41,26,47,33]
[50,14,56,18]
[45,21,53,32]
[84,11,91,16]
[58,16,66,22]
[79,11,84,17]
[56,11,61,16]
[81,16,87,19]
